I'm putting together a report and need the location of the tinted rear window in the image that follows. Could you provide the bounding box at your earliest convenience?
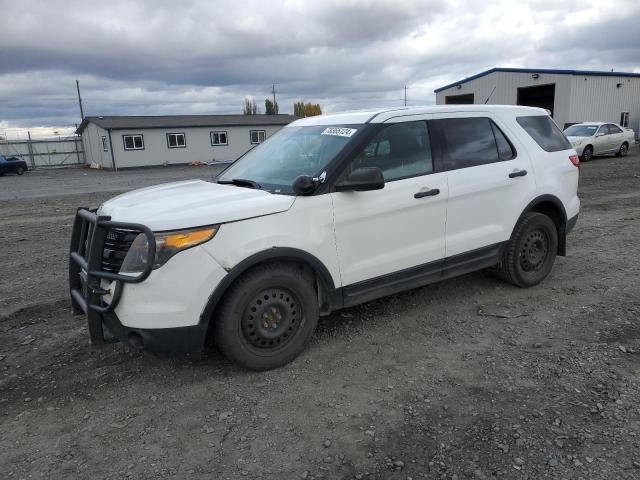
[516,116,571,152]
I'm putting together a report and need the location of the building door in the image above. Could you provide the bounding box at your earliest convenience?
[517,84,556,117]
[445,93,474,104]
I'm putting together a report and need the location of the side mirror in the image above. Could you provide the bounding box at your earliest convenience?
[292,175,318,195]
[596,132,605,137]
[335,167,385,192]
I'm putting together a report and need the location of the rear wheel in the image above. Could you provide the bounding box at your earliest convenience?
[498,212,558,288]
[616,142,628,157]
[214,263,319,370]
[581,145,593,162]
[16,166,25,175]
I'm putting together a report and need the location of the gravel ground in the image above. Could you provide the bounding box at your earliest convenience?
[1,152,639,480]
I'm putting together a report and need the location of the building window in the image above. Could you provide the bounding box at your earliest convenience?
[166,132,186,148]
[620,112,630,127]
[123,134,144,150]
[211,131,228,146]
[250,130,266,144]
[101,135,108,152]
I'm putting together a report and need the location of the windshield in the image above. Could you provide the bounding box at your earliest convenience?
[217,125,362,194]
[564,125,598,137]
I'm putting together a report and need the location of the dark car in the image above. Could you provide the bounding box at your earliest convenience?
[0,155,28,176]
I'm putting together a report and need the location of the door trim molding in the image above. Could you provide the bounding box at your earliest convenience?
[340,241,506,309]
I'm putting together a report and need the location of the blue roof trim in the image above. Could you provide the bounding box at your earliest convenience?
[434,67,640,93]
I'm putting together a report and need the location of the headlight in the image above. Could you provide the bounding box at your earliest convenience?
[120,225,218,274]
[572,139,585,146]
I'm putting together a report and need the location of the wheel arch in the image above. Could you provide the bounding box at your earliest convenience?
[199,247,340,330]
[512,195,568,256]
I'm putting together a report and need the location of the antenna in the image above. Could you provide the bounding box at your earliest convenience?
[76,79,85,120]
[484,86,496,104]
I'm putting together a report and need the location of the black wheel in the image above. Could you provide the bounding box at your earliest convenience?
[581,145,593,162]
[498,212,558,288]
[616,142,628,157]
[16,166,25,175]
[213,263,319,370]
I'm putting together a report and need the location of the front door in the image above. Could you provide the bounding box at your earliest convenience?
[594,125,613,154]
[330,120,448,288]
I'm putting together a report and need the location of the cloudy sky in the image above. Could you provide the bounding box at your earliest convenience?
[1,0,639,137]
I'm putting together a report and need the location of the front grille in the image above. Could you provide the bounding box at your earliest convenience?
[101,228,139,273]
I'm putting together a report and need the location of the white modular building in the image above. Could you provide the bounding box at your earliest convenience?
[77,114,297,169]
[435,68,640,137]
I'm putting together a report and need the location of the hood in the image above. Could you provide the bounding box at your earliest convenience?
[98,180,295,230]
[566,136,588,143]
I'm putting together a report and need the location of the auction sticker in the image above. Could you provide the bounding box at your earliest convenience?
[321,127,357,138]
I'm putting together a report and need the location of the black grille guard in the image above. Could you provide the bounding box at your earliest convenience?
[69,207,156,343]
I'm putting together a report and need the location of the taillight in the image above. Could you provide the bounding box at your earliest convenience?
[569,155,580,167]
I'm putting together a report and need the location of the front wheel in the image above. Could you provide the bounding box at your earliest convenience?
[16,166,25,175]
[498,212,558,288]
[213,263,319,370]
[581,145,593,162]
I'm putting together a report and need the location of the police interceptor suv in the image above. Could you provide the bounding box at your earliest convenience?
[69,105,580,370]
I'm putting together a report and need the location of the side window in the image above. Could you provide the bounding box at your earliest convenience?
[434,117,499,170]
[608,124,623,134]
[516,116,572,152]
[491,122,516,161]
[349,121,433,182]
[597,125,609,136]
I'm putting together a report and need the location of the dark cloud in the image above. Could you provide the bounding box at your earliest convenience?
[0,0,638,133]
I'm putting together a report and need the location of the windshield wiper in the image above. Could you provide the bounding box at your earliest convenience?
[217,178,261,189]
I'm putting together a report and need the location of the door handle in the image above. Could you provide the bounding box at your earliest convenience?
[414,188,440,199]
[509,169,527,178]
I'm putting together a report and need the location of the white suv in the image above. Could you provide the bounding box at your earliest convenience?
[69,105,580,370]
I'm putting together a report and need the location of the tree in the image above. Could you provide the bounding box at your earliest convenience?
[293,101,322,117]
[243,97,259,115]
[265,98,279,115]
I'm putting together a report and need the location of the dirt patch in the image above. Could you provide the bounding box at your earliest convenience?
[1,154,640,479]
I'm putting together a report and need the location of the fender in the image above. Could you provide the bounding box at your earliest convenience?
[512,194,568,255]
[199,247,340,327]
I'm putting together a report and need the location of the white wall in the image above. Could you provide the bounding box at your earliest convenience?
[569,75,640,137]
[435,71,574,128]
[109,125,284,169]
[81,122,113,168]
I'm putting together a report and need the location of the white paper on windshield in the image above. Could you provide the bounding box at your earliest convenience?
[321,127,357,138]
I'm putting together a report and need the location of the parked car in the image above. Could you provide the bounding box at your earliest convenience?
[564,122,635,161]
[69,105,580,370]
[0,155,28,175]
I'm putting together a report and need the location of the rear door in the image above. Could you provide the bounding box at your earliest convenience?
[607,124,625,151]
[429,114,537,258]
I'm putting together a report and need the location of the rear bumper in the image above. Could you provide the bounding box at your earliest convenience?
[103,311,207,355]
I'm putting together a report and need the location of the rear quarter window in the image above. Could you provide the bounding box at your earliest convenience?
[516,115,571,152]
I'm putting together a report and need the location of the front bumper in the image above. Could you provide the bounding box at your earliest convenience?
[69,207,225,355]
[102,311,207,354]
[570,143,585,156]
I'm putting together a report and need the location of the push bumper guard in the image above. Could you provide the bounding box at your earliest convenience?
[69,207,156,344]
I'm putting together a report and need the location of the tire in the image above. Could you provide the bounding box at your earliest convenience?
[498,212,558,288]
[16,166,25,175]
[616,142,628,157]
[581,145,593,162]
[213,263,319,370]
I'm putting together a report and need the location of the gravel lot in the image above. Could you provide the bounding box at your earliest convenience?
[1,152,639,480]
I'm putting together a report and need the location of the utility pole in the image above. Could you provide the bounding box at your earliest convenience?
[404,85,408,106]
[76,79,85,120]
[271,82,278,114]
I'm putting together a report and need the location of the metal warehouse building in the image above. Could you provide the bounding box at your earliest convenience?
[77,114,297,170]
[435,68,640,137]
